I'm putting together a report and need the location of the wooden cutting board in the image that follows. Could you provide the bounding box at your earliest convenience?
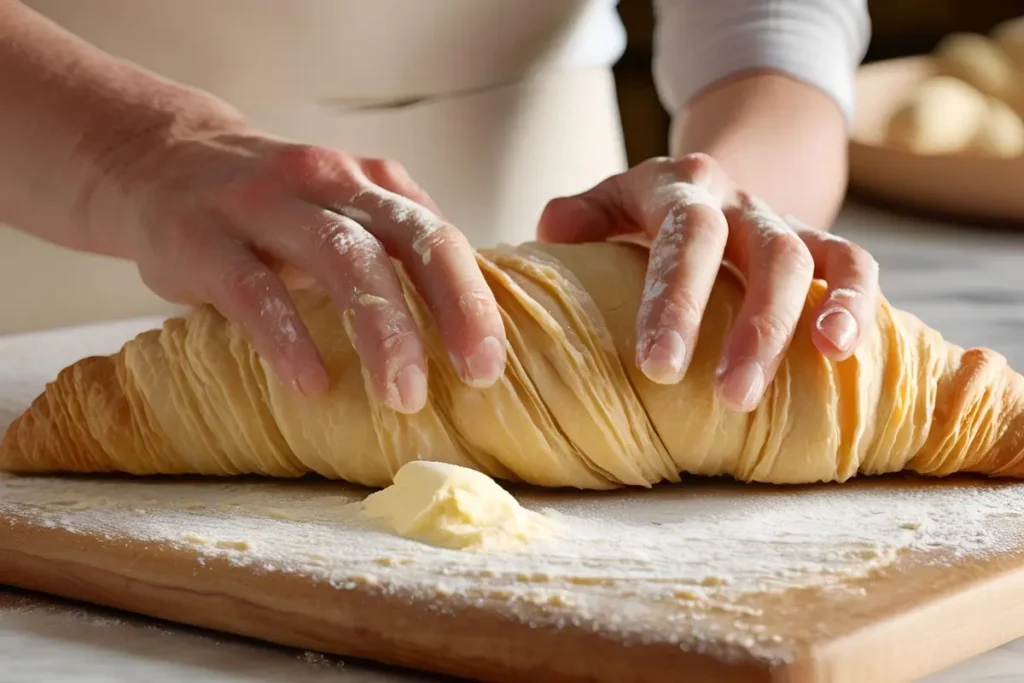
[5,323,1024,683]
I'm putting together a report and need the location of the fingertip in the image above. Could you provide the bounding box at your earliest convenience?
[714,357,766,413]
[455,335,507,388]
[388,363,429,414]
[294,360,332,398]
[638,329,687,385]
[814,305,859,357]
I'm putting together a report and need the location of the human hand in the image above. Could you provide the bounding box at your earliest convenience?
[537,154,880,413]
[102,131,507,412]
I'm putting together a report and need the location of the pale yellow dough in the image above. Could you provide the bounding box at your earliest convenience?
[933,33,1018,102]
[885,76,989,154]
[992,16,1024,73]
[4,240,1024,490]
[885,76,1024,157]
[361,461,559,551]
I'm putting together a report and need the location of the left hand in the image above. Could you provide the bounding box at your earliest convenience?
[537,154,880,413]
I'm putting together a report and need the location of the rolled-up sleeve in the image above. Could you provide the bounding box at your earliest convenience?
[651,0,871,126]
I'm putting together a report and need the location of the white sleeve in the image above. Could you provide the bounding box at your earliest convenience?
[651,0,871,126]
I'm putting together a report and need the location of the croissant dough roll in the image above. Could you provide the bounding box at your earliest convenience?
[4,240,1024,489]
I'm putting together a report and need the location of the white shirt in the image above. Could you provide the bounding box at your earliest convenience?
[566,0,871,125]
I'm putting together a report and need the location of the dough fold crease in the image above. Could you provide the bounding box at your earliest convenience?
[4,240,1024,489]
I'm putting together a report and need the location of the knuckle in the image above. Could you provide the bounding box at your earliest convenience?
[412,221,466,256]
[674,152,717,178]
[455,288,494,317]
[217,265,268,303]
[270,144,328,177]
[657,293,703,331]
[377,326,417,353]
[269,144,354,181]
[362,157,410,186]
[670,201,725,238]
[638,155,674,172]
[841,240,879,275]
[765,231,814,272]
[746,311,795,351]
[311,219,377,267]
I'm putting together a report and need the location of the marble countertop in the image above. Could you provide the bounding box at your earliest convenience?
[3,199,1024,682]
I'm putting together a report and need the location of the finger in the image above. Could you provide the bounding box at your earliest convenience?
[359,157,445,218]
[635,201,728,384]
[542,156,735,384]
[244,200,429,414]
[785,215,881,361]
[187,231,330,399]
[319,184,507,388]
[717,194,815,412]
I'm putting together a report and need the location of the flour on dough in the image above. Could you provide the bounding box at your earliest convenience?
[361,461,561,551]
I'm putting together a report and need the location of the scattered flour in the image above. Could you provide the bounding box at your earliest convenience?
[2,473,1024,666]
[349,188,444,266]
[258,297,298,345]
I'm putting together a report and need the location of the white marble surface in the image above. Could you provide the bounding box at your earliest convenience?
[3,199,1024,682]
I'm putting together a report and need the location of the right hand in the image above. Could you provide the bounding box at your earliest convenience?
[100,130,508,413]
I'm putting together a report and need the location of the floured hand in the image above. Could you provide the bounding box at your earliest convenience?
[109,131,507,413]
[537,155,880,413]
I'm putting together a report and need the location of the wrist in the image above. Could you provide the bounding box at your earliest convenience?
[670,71,849,228]
[74,84,249,260]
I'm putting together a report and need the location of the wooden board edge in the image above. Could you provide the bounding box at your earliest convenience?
[0,519,776,683]
[777,561,1024,683]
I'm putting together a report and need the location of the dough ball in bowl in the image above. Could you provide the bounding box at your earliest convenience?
[933,32,1018,101]
[992,15,1024,72]
[885,76,988,154]
[970,96,1024,157]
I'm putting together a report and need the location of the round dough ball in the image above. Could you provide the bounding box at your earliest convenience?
[970,96,1024,157]
[885,76,988,154]
[933,32,1017,100]
[992,15,1024,72]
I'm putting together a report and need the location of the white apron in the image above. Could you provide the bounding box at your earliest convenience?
[0,0,628,333]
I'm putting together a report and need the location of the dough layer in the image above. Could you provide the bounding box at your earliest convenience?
[3,241,1024,489]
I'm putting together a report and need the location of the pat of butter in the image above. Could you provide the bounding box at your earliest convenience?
[361,461,560,551]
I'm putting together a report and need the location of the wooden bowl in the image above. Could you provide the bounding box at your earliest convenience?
[848,56,1024,222]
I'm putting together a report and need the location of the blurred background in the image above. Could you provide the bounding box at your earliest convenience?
[612,0,1024,165]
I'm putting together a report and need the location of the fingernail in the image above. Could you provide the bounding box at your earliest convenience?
[715,358,765,412]
[461,336,506,388]
[393,364,428,413]
[295,363,331,398]
[816,308,858,352]
[640,330,686,384]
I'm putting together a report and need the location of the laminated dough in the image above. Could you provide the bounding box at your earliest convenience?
[4,240,1024,490]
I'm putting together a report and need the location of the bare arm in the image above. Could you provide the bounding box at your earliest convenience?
[652,0,871,228]
[0,0,243,257]
[0,0,507,409]
[670,70,848,228]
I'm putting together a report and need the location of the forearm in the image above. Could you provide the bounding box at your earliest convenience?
[670,70,849,228]
[651,0,870,228]
[0,0,244,257]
